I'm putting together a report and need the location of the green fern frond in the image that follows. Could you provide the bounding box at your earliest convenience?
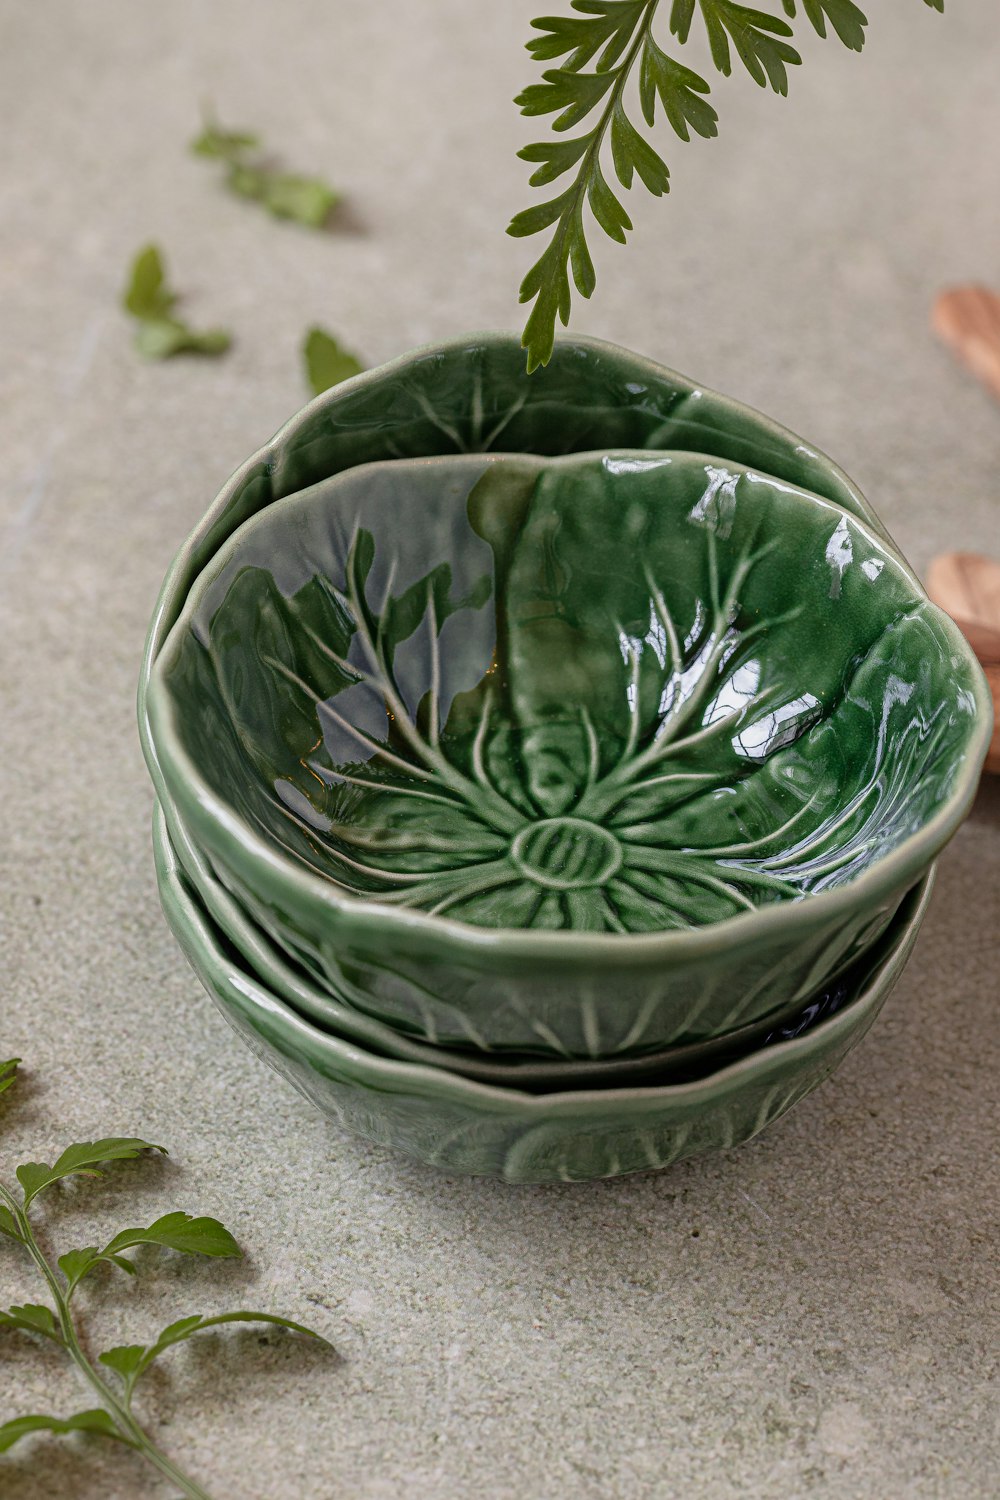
[510,0,944,371]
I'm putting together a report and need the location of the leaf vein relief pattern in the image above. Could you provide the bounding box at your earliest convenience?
[172,453,973,934]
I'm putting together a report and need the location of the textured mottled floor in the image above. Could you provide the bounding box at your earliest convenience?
[1,2,998,1496]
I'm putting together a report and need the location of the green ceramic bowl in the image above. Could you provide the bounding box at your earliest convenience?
[153,802,933,1183]
[158,791,827,1091]
[146,441,989,1056]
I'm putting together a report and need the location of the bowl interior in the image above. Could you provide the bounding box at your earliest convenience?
[153,449,977,935]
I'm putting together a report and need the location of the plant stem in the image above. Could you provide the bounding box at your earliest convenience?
[0,1181,215,1500]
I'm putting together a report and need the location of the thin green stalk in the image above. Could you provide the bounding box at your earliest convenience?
[0,1181,215,1500]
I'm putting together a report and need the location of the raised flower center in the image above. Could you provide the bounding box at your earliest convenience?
[510,817,622,890]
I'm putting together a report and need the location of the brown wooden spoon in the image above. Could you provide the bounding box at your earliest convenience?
[926,551,1000,774]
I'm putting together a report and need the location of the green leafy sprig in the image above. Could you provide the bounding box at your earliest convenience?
[192,114,340,229]
[303,326,366,395]
[510,0,945,369]
[0,1068,329,1500]
[123,244,232,359]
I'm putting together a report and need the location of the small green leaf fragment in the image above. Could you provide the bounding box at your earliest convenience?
[0,1409,121,1454]
[696,1,801,94]
[123,249,230,360]
[304,328,365,396]
[0,1206,21,1240]
[669,0,697,42]
[123,244,176,320]
[98,1344,148,1382]
[0,1058,20,1097]
[194,111,340,229]
[261,173,339,227]
[134,319,232,359]
[0,1304,60,1341]
[191,122,260,159]
[802,0,868,49]
[103,1211,242,1260]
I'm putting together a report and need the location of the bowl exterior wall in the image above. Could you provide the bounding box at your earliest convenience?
[154,805,932,1183]
[213,848,906,1057]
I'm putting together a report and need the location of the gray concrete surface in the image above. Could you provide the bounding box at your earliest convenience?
[2,2,999,1496]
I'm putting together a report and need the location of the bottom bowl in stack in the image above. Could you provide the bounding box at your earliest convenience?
[154,803,933,1185]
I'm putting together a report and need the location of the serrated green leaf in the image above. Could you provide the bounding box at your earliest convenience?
[507,189,575,238]
[0,1409,121,1454]
[922,0,943,10]
[802,0,867,49]
[0,1304,60,1341]
[609,103,669,194]
[639,38,718,140]
[122,245,175,320]
[98,1343,148,1382]
[517,133,592,187]
[511,0,658,369]
[587,162,632,240]
[669,0,698,41]
[17,1138,166,1208]
[303,328,366,397]
[516,64,619,132]
[103,1211,242,1260]
[57,1247,100,1293]
[696,1,801,93]
[528,2,647,71]
[0,1058,19,1097]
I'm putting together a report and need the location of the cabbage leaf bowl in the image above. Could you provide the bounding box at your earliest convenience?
[140,335,992,1060]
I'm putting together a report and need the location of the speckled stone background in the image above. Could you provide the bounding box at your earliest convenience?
[2,2,999,1496]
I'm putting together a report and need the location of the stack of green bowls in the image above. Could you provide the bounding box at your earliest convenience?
[140,335,992,1183]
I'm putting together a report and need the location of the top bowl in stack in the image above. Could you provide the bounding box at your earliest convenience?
[140,334,992,1065]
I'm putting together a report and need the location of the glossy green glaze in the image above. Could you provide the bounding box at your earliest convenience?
[138,335,991,1059]
[147,444,988,1055]
[154,449,976,928]
[153,802,934,1183]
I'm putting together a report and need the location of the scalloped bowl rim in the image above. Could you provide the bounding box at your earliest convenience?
[146,445,990,963]
[154,799,934,1113]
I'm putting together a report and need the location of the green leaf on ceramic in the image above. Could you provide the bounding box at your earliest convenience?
[304,327,365,396]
